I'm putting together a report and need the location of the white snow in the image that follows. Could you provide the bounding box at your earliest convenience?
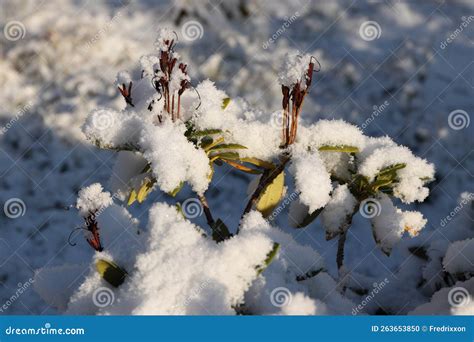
[321,184,357,237]
[291,152,332,213]
[371,194,426,253]
[297,119,367,151]
[76,183,113,216]
[82,108,144,150]
[358,145,435,203]
[443,238,474,275]
[278,52,313,89]
[140,122,211,194]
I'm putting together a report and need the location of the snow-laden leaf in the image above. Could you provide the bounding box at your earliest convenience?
[222,97,231,109]
[168,181,184,197]
[256,243,280,275]
[318,145,359,153]
[187,129,223,138]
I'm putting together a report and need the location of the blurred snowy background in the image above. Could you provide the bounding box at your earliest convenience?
[0,0,473,314]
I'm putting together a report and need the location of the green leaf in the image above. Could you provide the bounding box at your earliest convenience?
[239,157,275,170]
[188,129,223,138]
[209,151,240,161]
[256,171,285,217]
[176,203,185,218]
[199,136,214,149]
[96,259,127,288]
[168,181,184,197]
[318,145,359,153]
[377,163,406,175]
[222,97,231,110]
[204,137,225,152]
[295,208,323,228]
[211,218,232,243]
[256,243,280,275]
[208,143,247,152]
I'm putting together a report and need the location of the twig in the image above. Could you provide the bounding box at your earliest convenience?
[198,194,215,227]
[336,230,347,272]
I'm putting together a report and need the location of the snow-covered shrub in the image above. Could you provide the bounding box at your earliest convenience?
[34,28,436,315]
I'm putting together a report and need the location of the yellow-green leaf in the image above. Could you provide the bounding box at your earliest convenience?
[168,181,184,197]
[96,259,127,288]
[222,97,231,110]
[127,189,137,206]
[318,145,359,153]
[137,178,155,203]
[208,143,247,152]
[256,171,285,217]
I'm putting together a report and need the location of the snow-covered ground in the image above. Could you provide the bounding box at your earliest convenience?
[0,0,473,315]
